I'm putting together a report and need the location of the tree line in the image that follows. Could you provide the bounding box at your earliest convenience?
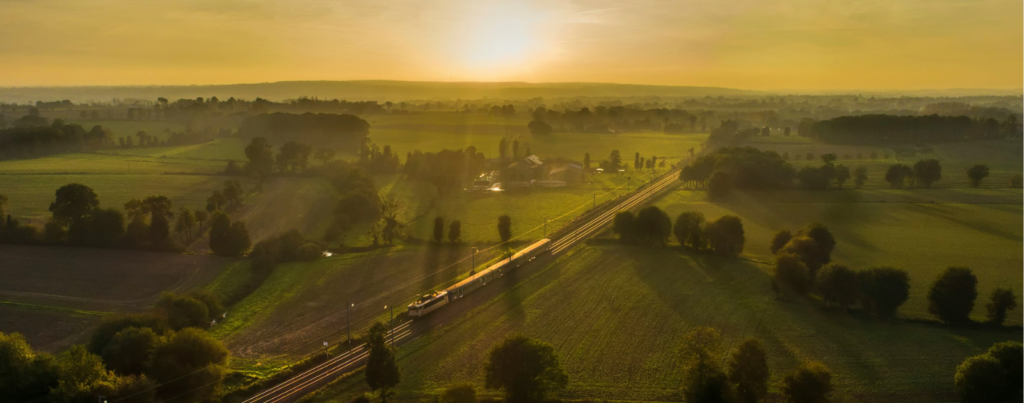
[0,115,113,159]
[237,112,370,152]
[800,114,1021,144]
[0,181,251,256]
[0,291,230,403]
[403,147,486,195]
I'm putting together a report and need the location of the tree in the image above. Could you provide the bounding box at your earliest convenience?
[834,165,850,188]
[885,164,913,188]
[858,267,910,317]
[148,328,228,401]
[927,267,978,325]
[484,335,568,403]
[583,153,591,169]
[448,220,462,243]
[156,293,209,330]
[707,170,733,199]
[966,164,989,188]
[48,183,100,237]
[244,137,274,176]
[679,327,732,403]
[800,223,836,266]
[365,322,400,402]
[101,327,159,376]
[440,384,477,403]
[0,194,7,222]
[613,211,635,242]
[498,215,512,244]
[433,216,444,243]
[527,120,552,136]
[985,287,1017,326]
[853,166,868,189]
[174,207,195,243]
[780,237,826,280]
[955,354,1007,403]
[633,206,672,247]
[222,180,244,212]
[816,264,859,310]
[913,159,942,188]
[773,253,810,295]
[704,215,745,256]
[781,362,832,403]
[208,212,248,257]
[194,210,208,232]
[673,211,705,249]
[0,331,59,402]
[770,230,792,255]
[90,208,125,246]
[728,338,770,403]
[608,149,622,171]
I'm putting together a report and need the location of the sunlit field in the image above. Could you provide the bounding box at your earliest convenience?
[305,244,1021,402]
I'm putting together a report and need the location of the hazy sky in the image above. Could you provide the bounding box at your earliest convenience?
[1,0,1021,90]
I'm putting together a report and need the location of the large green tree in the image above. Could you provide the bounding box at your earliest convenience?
[781,362,832,403]
[858,267,911,318]
[48,183,100,240]
[966,164,990,188]
[679,327,732,403]
[912,159,942,188]
[484,335,568,403]
[927,267,978,325]
[633,206,672,247]
[703,215,745,256]
[673,211,705,250]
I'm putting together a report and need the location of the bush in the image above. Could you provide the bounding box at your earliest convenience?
[155,293,210,330]
[927,267,978,325]
[728,338,770,403]
[955,355,1007,403]
[88,314,169,355]
[440,383,477,403]
[100,327,159,375]
[781,362,832,403]
[769,229,792,255]
[987,341,1023,394]
[780,236,825,279]
[148,328,229,401]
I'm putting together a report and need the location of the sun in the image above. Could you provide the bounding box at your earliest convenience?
[450,2,554,78]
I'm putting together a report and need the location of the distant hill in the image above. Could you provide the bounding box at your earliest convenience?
[0,80,759,103]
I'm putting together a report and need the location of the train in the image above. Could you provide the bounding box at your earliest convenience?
[407,238,551,317]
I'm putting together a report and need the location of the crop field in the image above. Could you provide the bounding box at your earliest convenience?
[655,188,1023,323]
[207,245,507,360]
[0,244,233,349]
[0,173,238,224]
[94,137,249,161]
[308,244,1021,402]
[69,119,189,138]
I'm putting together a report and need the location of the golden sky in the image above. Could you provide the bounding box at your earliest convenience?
[1,0,1021,90]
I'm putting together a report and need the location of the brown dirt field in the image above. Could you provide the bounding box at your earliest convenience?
[0,305,100,352]
[0,244,232,312]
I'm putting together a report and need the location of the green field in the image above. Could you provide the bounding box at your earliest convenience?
[655,188,1023,323]
[307,244,1021,402]
[70,119,189,139]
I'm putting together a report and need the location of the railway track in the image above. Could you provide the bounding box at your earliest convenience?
[241,321,414,403]
[237,161,689,403]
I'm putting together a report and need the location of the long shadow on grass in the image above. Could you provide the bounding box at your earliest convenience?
[903,202,1023,242]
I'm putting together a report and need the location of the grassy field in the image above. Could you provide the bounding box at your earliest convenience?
[307,244,1021,402]
[654,188,1023,323]
[206,245,508,360]
[70,119,189,138]
[741,136,1023,189]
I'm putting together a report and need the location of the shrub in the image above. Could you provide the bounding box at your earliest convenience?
[440,383,477,403]
[955,355,1006,403]
[769,229,792,255]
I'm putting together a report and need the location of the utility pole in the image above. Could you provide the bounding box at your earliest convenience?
[389,305,394,347]
[471,247,477,272]
[544,218,547,237]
